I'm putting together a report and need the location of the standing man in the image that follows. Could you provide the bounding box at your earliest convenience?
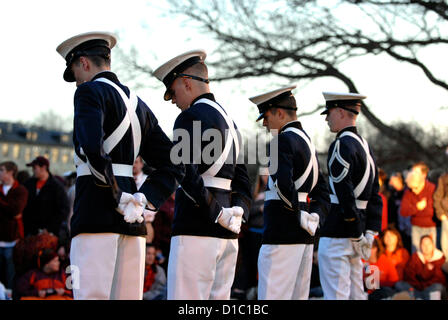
[23,156,69,240]
[154,49,252,300]
[56,32,185,299]
[318,92,383,300]
[0,161,28,290]
[401,161,436,253]
[434,169,448,266]
[249,85,330,300]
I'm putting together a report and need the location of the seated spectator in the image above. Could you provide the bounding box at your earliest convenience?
[13,230,59,278]
[143,243,167,300]
[15,248,72,300]
[381,228,410,280]
[363,237,399,300]
[395,235,446,300]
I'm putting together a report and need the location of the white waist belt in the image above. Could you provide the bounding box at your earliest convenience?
[265,190,308,203]
[76,163,134,178]
[201,176,232,190]
[330,194,368,210]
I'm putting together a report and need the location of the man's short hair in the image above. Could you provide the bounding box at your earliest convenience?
[413,161,429,176]
[0,161,18,178]
[74,52,111,69]
[185,61,208,78]
[270,107,297,118]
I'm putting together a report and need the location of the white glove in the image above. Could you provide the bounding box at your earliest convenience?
[300,211,320,236]
[134,192,158,222]
[217,206,244,234]
[229,206,244,234]
[116,192,145,224]
[122,200,145,224]
[365,230,377,247]
[351,235,370,260]
[117,192,135,214]
[133,192,147,207]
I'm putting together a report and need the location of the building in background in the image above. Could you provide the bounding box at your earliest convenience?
[0,122,74,175]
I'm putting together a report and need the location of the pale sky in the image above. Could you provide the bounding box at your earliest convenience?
[0,0,447,152]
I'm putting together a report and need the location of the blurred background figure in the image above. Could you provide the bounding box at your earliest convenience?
[363,237,399,300]
[433,170,448,272]
[22,156,70,251]
[381,227,410,281]
[133,156,148,190]
[388,171,412,253]
[400,162,436,253]
[142,243,167,300]
[152,192,175,273]
[15,248,73,300]
[0,161,28,291]
[378,168,389,232]
[395,235,446,300]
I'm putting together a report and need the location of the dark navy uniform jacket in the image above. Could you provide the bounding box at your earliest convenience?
[171,93,252,239]
[262,121,330,245]
[71,71,185,238]
[320,126,382,238]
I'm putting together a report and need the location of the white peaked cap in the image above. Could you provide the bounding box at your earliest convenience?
[249,85,297,105]
[56,31,117,60]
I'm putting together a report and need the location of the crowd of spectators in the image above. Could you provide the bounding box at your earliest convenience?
[1,155,447,300]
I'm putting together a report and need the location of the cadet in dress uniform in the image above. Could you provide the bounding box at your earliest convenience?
[153,50,252,300]
[249,85,330,300]
[56,32,185,300]
[317,92,382,300]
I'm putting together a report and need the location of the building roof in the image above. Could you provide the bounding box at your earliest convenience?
[0,121,73,147]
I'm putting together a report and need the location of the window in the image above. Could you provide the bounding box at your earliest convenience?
[1,143,9,157]
[24,147,31,162]
[51,148,59,163]
[12,144,20,159]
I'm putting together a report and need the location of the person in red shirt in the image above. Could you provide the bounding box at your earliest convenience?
[395,235,446,300]
[400,162,436,253]
[0,161,28,290]
[381,227,410,281]
[363,237,399,299]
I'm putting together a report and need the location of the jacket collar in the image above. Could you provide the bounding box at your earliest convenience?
[417,249,444,263]
[0,180,19,195]
[280,120,302,133]
[336,125,357,138]
[91,70,119,83]
[191,93,216,106]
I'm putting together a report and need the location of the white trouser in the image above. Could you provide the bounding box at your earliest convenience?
[317,237,367,300]
[70,233,146,300]
[167,235,238,300]
[257,244,313,300]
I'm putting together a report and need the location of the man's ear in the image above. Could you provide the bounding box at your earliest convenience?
[182,77,191,91]
[79,56,89,71]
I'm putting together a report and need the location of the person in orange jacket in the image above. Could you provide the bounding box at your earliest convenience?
[16,248,72,300]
